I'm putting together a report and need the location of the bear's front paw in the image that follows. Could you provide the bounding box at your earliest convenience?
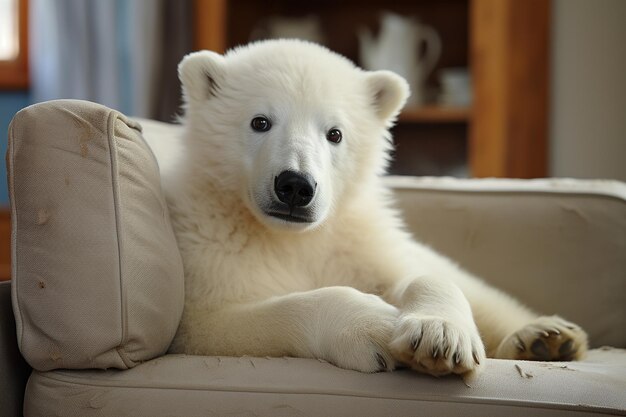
[495,315,588,361]
[319,288,399,373]
[389,314,485,377]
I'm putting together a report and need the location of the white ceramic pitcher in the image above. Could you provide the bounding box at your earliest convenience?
[359,12,442,106]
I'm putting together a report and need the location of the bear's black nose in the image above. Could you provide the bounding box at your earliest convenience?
[274,171,316,208]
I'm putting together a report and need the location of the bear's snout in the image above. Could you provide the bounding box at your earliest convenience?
[274,171,316,208]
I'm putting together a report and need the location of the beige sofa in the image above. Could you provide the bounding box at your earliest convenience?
[2,100,625,416]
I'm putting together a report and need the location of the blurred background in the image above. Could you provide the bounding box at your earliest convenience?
[0,0,624,280]
[0,0,625,197]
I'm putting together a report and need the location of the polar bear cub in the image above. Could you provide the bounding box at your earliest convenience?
[165,39,587,376]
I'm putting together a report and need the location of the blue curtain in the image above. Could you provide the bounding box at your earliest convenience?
[29,0,189,119]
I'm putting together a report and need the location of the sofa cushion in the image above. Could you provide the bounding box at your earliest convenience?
[8,100,184,371]
[23,349,626,416]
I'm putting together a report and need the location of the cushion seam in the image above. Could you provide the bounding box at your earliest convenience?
[106,110,130,366]
[384,176,626,201]
[8,115,24,349]
[393,188,626,206]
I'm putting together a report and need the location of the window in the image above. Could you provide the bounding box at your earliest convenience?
[0,0,28,89]
[0,0,19,60]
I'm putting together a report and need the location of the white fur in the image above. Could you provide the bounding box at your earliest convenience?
[164,40,587,376]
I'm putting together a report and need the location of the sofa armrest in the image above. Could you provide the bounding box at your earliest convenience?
[387,176,626,349]
[0,281,30,417]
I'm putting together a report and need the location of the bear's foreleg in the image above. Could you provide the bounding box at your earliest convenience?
[170,286,400,373]
[385,275,487,376]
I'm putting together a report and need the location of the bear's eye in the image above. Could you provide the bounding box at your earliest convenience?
[326,128,342,144]
[251,116,271,132]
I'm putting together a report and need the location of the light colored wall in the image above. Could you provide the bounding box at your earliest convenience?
[550,0,626,181]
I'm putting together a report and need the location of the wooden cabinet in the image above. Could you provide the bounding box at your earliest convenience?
[193,0,550,178]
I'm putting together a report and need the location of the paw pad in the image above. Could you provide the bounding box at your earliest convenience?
[497,316,588,361]
[526,335,576,361]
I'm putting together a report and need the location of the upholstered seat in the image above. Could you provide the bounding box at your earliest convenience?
[24,350,626,416]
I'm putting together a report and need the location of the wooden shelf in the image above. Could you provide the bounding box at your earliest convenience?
[399,106,471,123]
[193,0,549,178]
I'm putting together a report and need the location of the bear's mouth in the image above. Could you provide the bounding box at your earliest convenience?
[267,212,313,223]
[264,201,315,224]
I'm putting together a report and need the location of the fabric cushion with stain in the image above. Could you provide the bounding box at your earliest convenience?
[8,100,184,371]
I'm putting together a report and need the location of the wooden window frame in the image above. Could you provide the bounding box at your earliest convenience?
[0,0,29,90]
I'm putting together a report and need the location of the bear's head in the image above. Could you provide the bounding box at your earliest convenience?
[179,39,409,231]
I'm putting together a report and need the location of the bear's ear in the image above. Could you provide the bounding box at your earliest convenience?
[178,50,226,103]
[366,71,410,122]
